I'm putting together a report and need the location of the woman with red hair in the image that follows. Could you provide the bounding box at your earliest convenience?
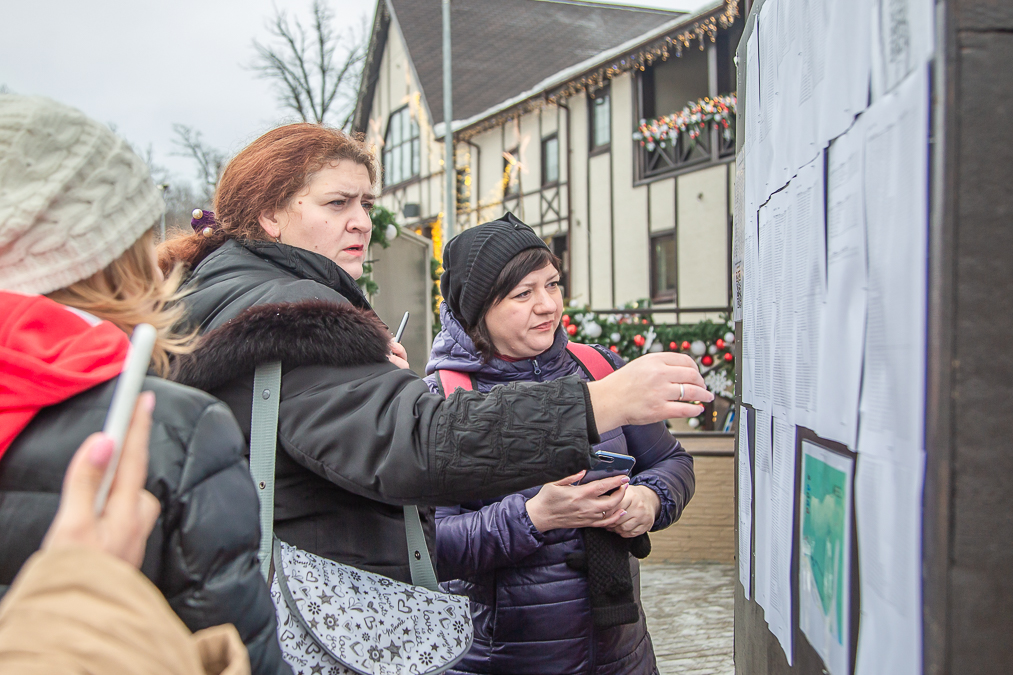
[160,124,708,588]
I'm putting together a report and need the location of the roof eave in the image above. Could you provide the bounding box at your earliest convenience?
[434,0,730,140]
[352,0,391,134]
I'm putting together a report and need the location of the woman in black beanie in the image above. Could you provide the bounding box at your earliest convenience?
[425,213,703,675]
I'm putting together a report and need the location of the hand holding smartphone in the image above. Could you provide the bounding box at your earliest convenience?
[93,323,156,514]
[578,450,636,485]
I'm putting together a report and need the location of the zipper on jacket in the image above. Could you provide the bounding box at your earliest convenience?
[532,358,542,381]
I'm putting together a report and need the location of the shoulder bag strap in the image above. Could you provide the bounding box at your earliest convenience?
[435,369,475,397]
[565,342,617,381]
[250,361,282,581]
[248,362,440,590]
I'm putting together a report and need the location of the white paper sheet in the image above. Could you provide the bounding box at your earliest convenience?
[737,410,753,598]
[870,0,935,99]
[765,417,797,666]
[854,65,929,675]
[859,65,930,460]
[753,409,774,612]
[815,120,867,449]
[741,196,760,405]
[799,441,854,675]
[854,453,924,675]
[757,0,792,196]
[781,0,823,172]
[790,153,826,430]
[754,201,777,411]
[818,0,873,145]
[768,189,794,423]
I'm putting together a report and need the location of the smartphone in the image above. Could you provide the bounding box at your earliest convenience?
[578,450,636,484]
[93,323,157,514]
[394,311,410,342]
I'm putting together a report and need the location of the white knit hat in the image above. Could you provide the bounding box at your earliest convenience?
[0,95,164,295]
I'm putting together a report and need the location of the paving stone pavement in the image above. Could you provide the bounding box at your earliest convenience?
[641,563,735,675]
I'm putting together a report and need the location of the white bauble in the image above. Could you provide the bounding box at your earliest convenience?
[724,331,735,344]
[690,340,707,356]
[385,224,398,241]
[687,417,701,429]
[708,345,719,355]
[584,321,603,339]
[610,332,622,343]
[648,343,663,353]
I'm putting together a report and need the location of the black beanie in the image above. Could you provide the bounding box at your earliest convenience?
[440,212,550,328]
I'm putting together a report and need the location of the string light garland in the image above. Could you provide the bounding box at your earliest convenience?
[458,0,740,142]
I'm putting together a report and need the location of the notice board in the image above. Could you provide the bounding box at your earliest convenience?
[731,1,1013,674]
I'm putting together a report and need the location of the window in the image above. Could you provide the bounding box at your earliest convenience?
[650,232,676,301]
[503,146,520,196]
[541,134,559,186]
[551,233,569,299]
[589,86,611,151]
[640,47,709,121]
[383,106,420,187]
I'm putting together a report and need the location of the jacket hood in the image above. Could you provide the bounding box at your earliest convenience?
[0,292,129,456]
[425,302,574,384]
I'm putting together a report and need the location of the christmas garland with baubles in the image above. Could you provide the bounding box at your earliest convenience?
[562,302,736,414]
[633,94,736,152]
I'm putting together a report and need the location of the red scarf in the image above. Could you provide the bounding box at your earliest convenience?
[0,292,130,459]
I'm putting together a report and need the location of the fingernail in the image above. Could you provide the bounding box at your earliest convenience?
[621,476,630,484]
[620,510,627,517]
[142,391,156,412]
[88,435,115,466]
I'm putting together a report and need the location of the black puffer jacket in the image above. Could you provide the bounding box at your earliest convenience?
[170,239,599,582]
[0,376,287,675]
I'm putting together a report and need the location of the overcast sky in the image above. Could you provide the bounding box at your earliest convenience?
[1,0,715,185]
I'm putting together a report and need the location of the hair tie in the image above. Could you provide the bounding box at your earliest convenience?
[190,209,218,238]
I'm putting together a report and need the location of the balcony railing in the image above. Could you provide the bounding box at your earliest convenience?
[638,120,736,180]
[634,96,737,181]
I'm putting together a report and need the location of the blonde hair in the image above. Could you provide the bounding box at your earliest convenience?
[47,230,195,376]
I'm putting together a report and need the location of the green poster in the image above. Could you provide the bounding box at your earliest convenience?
[800,442,852,657]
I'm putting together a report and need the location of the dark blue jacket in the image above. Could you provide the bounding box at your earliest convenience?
[424,305,695,675]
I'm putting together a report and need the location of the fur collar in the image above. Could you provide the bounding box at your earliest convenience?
[171,300,391,392]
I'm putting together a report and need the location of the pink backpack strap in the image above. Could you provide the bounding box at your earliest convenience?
[435,370,475,398]
[565,342,617,381]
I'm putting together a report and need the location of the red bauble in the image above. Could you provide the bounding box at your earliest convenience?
[609,345,620,353]
[642,319,649,325]
[566,324,578,336]
[633,334,646,347]
[669,341,678,351]
[701,355,714,366]
[724,352,734,362]
[715,338,725,349]
[561,314,570,326]
[681,341,692,351]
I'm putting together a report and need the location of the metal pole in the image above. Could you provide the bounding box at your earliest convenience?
[157,183,169,241]
[442,0,455,249]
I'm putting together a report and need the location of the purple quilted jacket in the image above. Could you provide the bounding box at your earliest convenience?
[424,305,696,675]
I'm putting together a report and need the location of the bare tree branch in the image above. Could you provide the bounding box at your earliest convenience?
[171,124,225,205]
[251,0,367,128]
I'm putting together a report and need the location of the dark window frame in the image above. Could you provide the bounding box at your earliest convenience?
[382,105,420,189]
[588,85,611,155]
[650,229,677,303]
[541,133,559,187]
